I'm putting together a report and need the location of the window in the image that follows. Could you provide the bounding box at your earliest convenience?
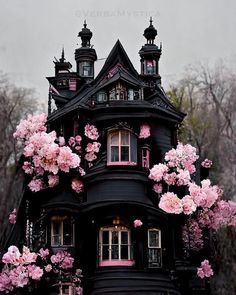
[81,61,93,77]
[97,91,107,102]
[141,147,150,169]
[99,226,133,266]
[51,216,74,247]
[145,60,156,75]
[148,229,162,268]
[107,130,137,165]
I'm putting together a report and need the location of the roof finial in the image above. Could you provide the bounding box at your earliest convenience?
[60,46,65,62]
[84,20,87,28]
[150,16,153,26]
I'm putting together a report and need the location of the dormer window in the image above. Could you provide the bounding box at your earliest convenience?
[144,60,156,75]
[107,130,137,165]
[97,91,108,102]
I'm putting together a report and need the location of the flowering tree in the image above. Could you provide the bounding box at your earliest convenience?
[13,113,101,193]
[0,246,82,294]
[149,142,236,279]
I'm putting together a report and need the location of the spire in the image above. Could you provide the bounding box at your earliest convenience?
[59,46,65,63]
[143,17,157,44]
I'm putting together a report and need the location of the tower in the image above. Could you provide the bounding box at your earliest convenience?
[74,21,97,82]
[139,18,162,86]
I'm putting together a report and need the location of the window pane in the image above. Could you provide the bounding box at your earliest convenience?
[112,231,119,244]
[121,245,129,259]
[121,231,128,244]
[111,146,119,162]
[111,245,119,259]
[149,230,160,247]
[111,133,119,145]
[148,248,162,267]
[121,146,129,161]
[63,218,73,245]
[102,245,109,260]
[102,231,109,245]
[121,131,129,145]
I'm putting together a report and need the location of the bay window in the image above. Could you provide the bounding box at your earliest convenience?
[99,226,133,266]
[107,130,137,165]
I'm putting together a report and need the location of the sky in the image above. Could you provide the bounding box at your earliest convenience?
[0,0,236,103]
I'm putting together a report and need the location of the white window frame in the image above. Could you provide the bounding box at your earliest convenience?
[108,130,131,165]
[51,216,74,247]
[147,228,162,268]
[99,226,132,264]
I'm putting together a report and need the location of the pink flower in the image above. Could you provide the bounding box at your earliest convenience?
[50,250,74,269]
[201,159,213,168]
[9,208,17,224]
[134,219,143,228]
[2,246,21,265]
[27,265,43,280]
[79,167,86,176]
[20,246,37,264]
[182,195,197,215]
[13,113,47,141]
[159,192,183,214]
[84,124,99,140]
[72,179,84,193]
[57,146,81,172]
[176,169,191,186]
[22,161,34,174]
[163,172,176,186]
[153,183,163,194]
[58,136,65,146]
[28,178,44,192]
[85,152,97,162]
[182,220,203,251]
[9,265,29,288]
[45,264,52,272]
[149,163,169,182]
[86,142,101,153]
[139,124,151,139]
[39,248,49,259]
[48,175,59,188]
[197,260,214,279]
[189,179,219,209]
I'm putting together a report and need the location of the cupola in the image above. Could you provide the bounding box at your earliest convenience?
[74,21,97,82]
[139,18,162,83]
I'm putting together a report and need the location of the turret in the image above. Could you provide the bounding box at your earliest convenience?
[74,21,97,82]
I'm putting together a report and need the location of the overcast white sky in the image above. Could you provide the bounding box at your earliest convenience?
[0,0,236,102]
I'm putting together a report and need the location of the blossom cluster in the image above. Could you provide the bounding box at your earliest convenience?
[139,124,151,139]
[84,124,100,166]
[0,246,82,294]
[133,219,143,228]
[201,158,213,169]
[197,260,214,279]
[14,114,81,192]
[71,178,84,194]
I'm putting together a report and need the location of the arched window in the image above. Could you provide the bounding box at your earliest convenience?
[99,226,134,266]
[107,130,137,165]
[147,228,162,268]
[50,216,74,247]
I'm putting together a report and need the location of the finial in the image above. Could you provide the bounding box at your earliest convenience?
[84,20,87,28]
[150,17,153,26]
[60,46,65,62]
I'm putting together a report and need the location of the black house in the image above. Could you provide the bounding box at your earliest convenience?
[6,19,209,295]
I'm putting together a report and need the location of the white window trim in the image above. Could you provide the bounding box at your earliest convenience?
[99,226,132,262]
[148,228,161,248]
[51,216,74,247]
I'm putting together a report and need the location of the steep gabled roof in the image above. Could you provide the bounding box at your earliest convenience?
[95,40,139,82]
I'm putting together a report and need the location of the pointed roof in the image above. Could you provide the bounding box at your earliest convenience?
[95,40,139,82]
